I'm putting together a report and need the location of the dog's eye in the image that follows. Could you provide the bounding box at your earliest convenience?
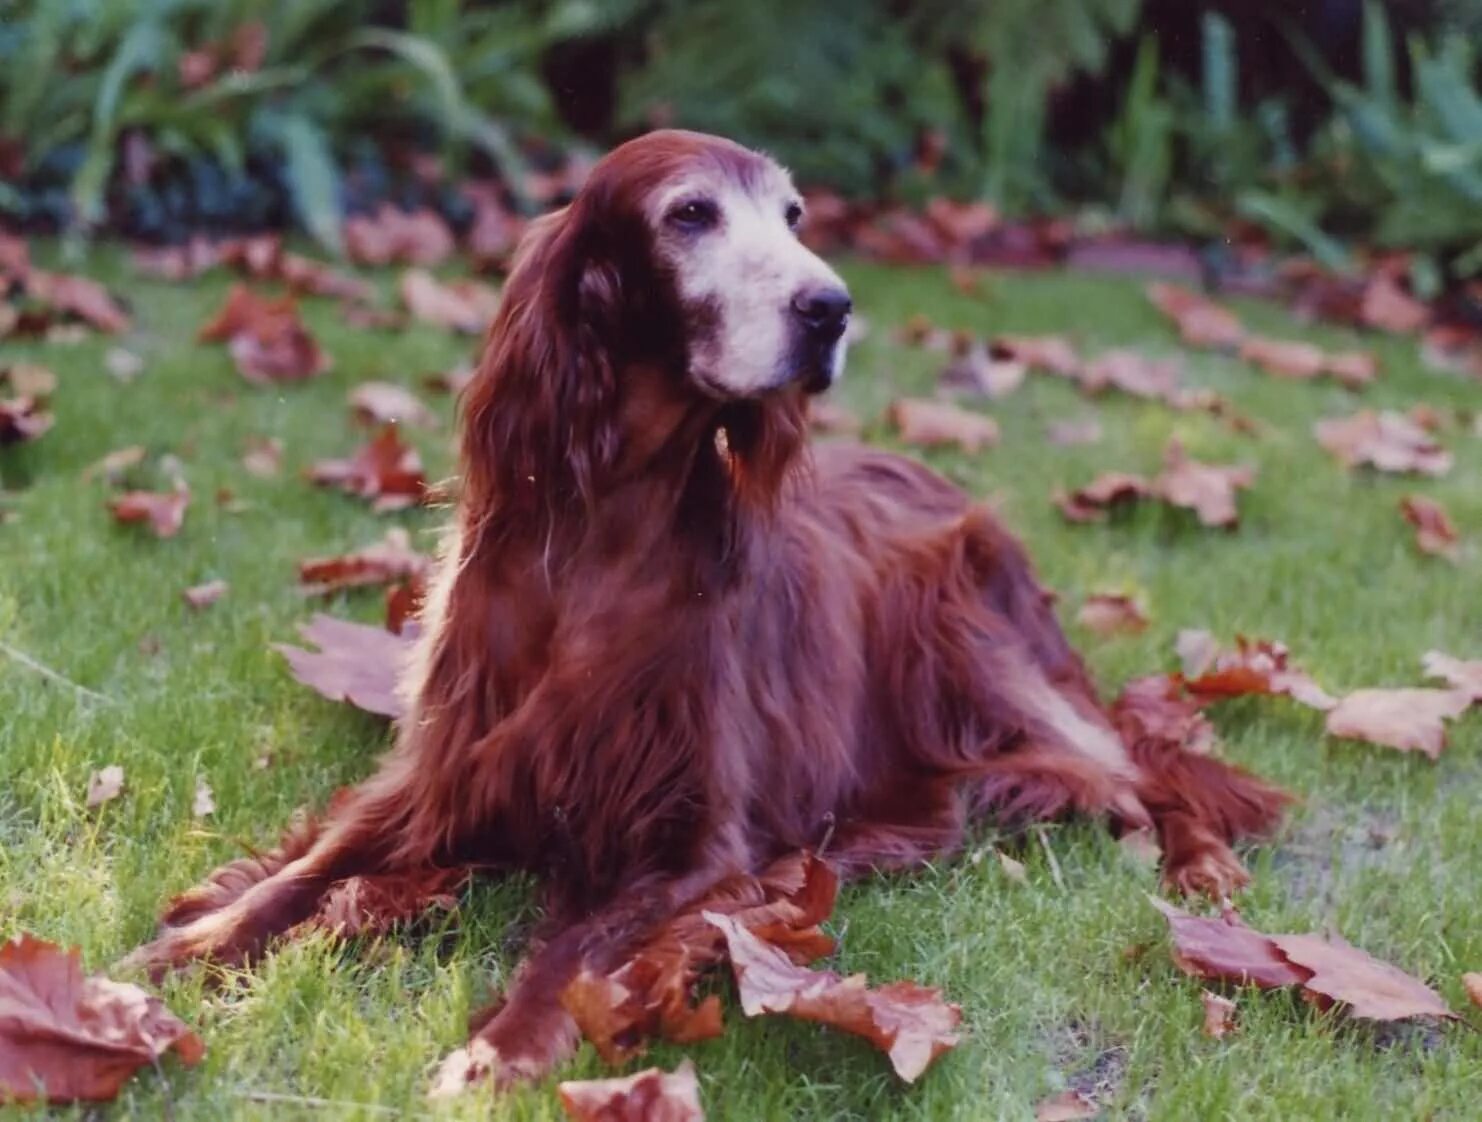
[667,199,718,231]
[785,201,803,231]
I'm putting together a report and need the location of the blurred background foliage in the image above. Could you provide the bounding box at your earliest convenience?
[6,0,1482,281]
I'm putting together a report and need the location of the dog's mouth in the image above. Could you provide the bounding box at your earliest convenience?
[789,334,844,396]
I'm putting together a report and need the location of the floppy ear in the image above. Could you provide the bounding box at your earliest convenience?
[460,197,625,520]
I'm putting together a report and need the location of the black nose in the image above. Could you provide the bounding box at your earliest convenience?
[791,286,852,339]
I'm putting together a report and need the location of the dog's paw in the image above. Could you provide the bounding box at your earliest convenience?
[429,1008,579,1097]
[1163,845,1250,899]
[119,911,259,983]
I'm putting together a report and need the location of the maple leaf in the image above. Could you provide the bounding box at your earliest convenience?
[992,334,1082,378]
[81,446,146,484]
[182,580,228,609]
[887,398,999,453]
[1323,350,1379,389]
[1359,272,1429,334]
[400,269,500,334]
[85,765,125,809]
[0,397,52,445]
[107,487,189,538]
[1,363,56,397]
[24,271,131,333]
[298,867,468,939]
[240,435,282,478]
[204,285,331,386]
[1156,441,1256,528]
[1146,282,1245,349]
[1077,594,1148,637]
[298,527,432,596]
[1399,496,1459,561]
[1421,650,1482,701]
[1314,410,1452,477]
[1237,336,1325,380]
[1034,1090,1100,1121]
[558,1060,704,1122]
[274,614,413,719]
[1464,973,1482,1010]
[1148,898,1311,990]
[385,577,427,635]
[462,182,527,271]
[1054,472,1155,523]
[307,425,426,512]
[705,911,961,1082]
[1201,990,1237,1039]
[1270,934,1454,1021]
[939,344,1025,399]
[344,205,456,267]
[1180,634,1336,711]
[348,381,437,429]
[0,933,203,1104]
[1079,349,1183,403]
[1324,688,1471,758]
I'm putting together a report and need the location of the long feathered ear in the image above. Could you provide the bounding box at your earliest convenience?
[460,199,625,521]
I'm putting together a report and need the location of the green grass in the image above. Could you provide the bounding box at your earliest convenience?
[3,248,1481,1121]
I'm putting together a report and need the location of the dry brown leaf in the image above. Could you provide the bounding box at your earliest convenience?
[1324,688,1471,759]
[994,334,1082,378]
[995,849,1028,885]
[25,271,131,333]
[1314,411,1452,477]
[1399,496,1459,561]
[298,527,432,596]
[1054,473,1156,523]
[705,911,961,1082]
[0,933,203,1104]
[1421,650,1482,701]
[107,487,189,538]
[558,1061,703,1122]
[1181,635,1336,711]
[1146,283,1244,349]
[0,397,52,445]
[1080,349,1183,402]
[85,765,124,809]
[299,867,468,939]
[1464,973,1482,1010]
[1323,350,1379,389]
[1034,1089,1100,1121]
[182,580,228,610]
[241,435,282,478]
[1149,898,1311,990]
[1201,990,1237,1039]
[1270,934,1454,1021]
[275,614,412,720]
[1077,594,1148,637]
[307,425,426,512]
[1156,442,1256,529]
[191,778,215,819]
[400,269,500,334]
[198,284,329,385]
[1238,336,1325,380]
[887,399,998,453]
[1,363,56,397]
[81,446,146,484]
[348,382,437,429]
[939,344,1025,399]
[344,205,456,267]
[1360,273,1429,334]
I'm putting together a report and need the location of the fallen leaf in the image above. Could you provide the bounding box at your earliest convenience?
[992,334,1083,378]
[994,849,1028,885]
[1399,496,1459,560]
[199,284,330,385]
[298,528,432,595]
[1324,688,1471,758]
[0,933,203,1104]
[939,344,1025,399]
[1201,990,1237,1039]
[0,397,52,445]
[85,765,125,809]
[1156,441,1256,528]
[191,778,215,818]
[81,446,147,484]
[424,362,475,396]
[1146,282,1244,349]
[1421,650,1482,701]
[1,363,56,397]
[1181,635,1336,711]
[1360,273,1429,334]
[463,182,527,271]
[299,867,468,939]
[1464,973,1482,1010]
[1270,933,1454,1021]
[274,614,413,719]
[1323,350,1379,389]
[1077,594,1148,636]
[308,425,426,512]
[1238,336,1325,380]
[1054,472,1156,523]
[1080,350,1183,403]
[385,577,426,634]
[1174,629,1221,678]
[104,348,144,383]
[1148,898,1311,990]
[344,205,456,267]
[887,399,998,453]
[1314,410,1452,477]
[182,580,228,610]
[348,382,437,429]
[1045,417,1102,446]
[107,487,189,538]
[1119,828,1163,868]
[705,911,960,1081]
[25,271,131,333]
[558,1061,704,1122]
[1034,1089,1100,1121]
[241,435,282,478]
[400,269,500,334]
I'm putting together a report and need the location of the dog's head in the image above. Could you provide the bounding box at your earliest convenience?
[465,131,844,511]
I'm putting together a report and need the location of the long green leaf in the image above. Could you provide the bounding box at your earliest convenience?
[1236,190,1353,272]
[274,114,344,255]
[1361,0,1397,108]
[1201,12,1236,133]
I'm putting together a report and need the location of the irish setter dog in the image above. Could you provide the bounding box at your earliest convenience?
[129,130,1285,1086]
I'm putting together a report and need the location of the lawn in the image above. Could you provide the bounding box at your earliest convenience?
[2,248,1480,1121]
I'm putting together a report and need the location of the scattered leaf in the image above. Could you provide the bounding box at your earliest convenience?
[107,487,189,539]
[1421,650,1482,701]
[1146,282,1244,349]
[85,765,125,809]
[939,344,1025,399]
[348,382,437,429]
[1174,629,1221,679]
[400,270,500,334]
[299,867,468,939]
[298,528,432,595]
[240,435,282,478]
[1156,441,1256,529]
[558,1061,704,1122]
[1149,898,1310,990]
[1314,410,1452,477]
[1055,473,1155,523]
[1324,688,1471,759]
[995,849,1028,884]
[191,779,215,819]
[1271,933,1454,1021]
[993,334,1082,378]
[1464,973,1482,1010]
[1034,1089,1100,1121]
[1360,273,1429,334]
[182,580,228,610]
[274,614,413,719]
[0,397,52,445]
[1201,990,1237,1039]
[1,363,56,397]
[345,205,456,267]
[1080,349,1182,403]
[199,284,330,385]
[1238,336,1325,380]
[0,933,203,1104]
[1182,635,1336,711]
[25,271,131,333]
[1077,594,1148,637]
[307,425,425,512]
[887,399,998,453]
[1399,496,1459,561]
[705,910,961,1082]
